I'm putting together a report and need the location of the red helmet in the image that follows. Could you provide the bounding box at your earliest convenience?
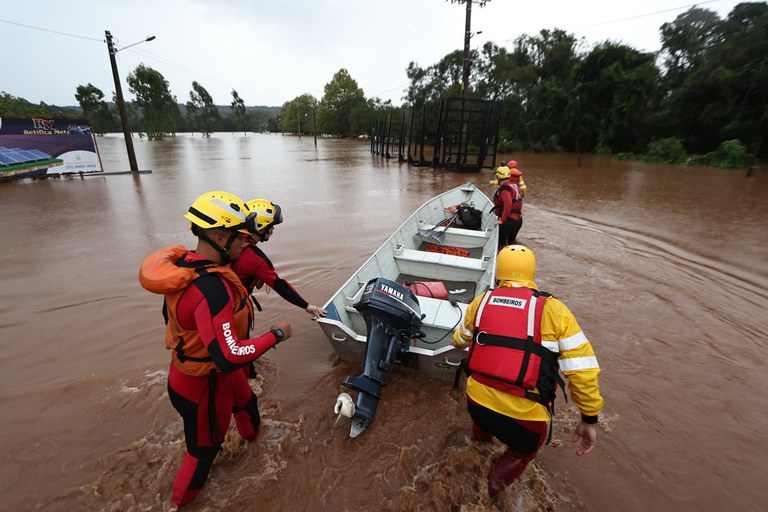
[508,160,518,168]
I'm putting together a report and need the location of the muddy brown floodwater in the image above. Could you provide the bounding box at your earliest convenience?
[0,134,766,511]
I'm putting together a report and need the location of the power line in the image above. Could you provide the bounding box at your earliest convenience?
[0,16,276,104]
[500,0,726,42]
[0,17,102,42]
[576,0,723,29]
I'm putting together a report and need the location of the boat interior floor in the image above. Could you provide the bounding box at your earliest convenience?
[416,241,484,259]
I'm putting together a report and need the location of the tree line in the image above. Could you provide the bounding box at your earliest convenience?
[1,3,765,166]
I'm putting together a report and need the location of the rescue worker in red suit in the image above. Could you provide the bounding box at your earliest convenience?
[139,191,293,508]
[492,165,525,250]
[231,198,326,381]
[231,198,327,319]
[453,245,603,499]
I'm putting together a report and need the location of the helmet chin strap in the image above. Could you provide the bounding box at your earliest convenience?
[256,227,271,242]
[198,231,237,264]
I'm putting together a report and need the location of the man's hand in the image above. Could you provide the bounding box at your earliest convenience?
[270,319,293,341]
[572,421,598,456]
[305,304,327,318]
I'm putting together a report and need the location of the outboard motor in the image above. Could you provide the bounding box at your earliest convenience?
[337,277,423,437]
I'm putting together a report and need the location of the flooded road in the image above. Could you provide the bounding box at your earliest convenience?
[0,134,766,511]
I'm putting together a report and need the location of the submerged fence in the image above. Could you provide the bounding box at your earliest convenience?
[371,98,501,172]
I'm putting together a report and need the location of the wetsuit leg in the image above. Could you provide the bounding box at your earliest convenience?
[505,217,523,245]
[468,400,546,455]
[487,448,534,498]
[232,371,261,441]
[168,375,221,507]
[472,422,493,443]
[498,220,512,251]
[468,400,547,498]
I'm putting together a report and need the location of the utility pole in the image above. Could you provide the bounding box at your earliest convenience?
[105,31,155,172]
[313,106,317,146]
[105,30,138,172]
[296,101,301,137]
[461,0,473,99]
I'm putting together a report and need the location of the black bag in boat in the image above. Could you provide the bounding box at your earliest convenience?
[456,205,482,230]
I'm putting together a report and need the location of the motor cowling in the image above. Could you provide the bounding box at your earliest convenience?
[354,277,422,333]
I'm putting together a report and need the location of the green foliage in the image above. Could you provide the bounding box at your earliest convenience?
[643,137,688,164]
[75,83,117,135]
[280,94,318,135]
[0,91,80,117]
[186,81,220,137]
[572,42,661,154]
[657,3,768,157]
[405,51,465,106]
[659,7,722,88]
[317,69,367,137]
[0,91,55,116]
[626,137,749,168]
[229,90,249,134]
[705,139,751,168]
[126,64,180,140]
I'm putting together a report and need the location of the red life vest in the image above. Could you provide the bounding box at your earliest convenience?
[492,180,523,219]
[465,286,562,408]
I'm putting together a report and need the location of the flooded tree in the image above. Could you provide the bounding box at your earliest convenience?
[126,64,180,140]
[230,90,249,135]
[280,94,317,135]
[317,69,366,137]
[186,81,220,138]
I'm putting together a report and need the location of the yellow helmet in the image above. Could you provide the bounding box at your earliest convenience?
[496,245,536,283]
[245,199,283,233]
[185,191,252,234]
[495,165,511,181]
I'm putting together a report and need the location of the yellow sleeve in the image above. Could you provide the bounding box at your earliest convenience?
[519,177,527,196]
[541,298,604,417]
[452,292,484,348]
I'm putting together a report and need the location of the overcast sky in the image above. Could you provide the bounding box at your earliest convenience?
[1,0,746,108]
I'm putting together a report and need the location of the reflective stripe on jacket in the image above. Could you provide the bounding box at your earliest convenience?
[467,287,561,409]
[454,281,603,421]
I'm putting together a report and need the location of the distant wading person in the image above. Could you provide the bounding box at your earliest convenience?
[491,164,525,250]
[139,191,293,508]
[453,245,603,499]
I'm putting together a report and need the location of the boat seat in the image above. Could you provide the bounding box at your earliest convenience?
[417,224,492,249]
[394,248,486,271]
[417,296,467,331]
[418,224,491,238]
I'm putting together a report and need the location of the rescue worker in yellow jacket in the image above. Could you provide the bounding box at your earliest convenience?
[507,160,527,196]
[453,245,602,499]
[139,191,293,508]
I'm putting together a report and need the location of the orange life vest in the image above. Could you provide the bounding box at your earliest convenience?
[140,246,253,377]
[465,286,562,408]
